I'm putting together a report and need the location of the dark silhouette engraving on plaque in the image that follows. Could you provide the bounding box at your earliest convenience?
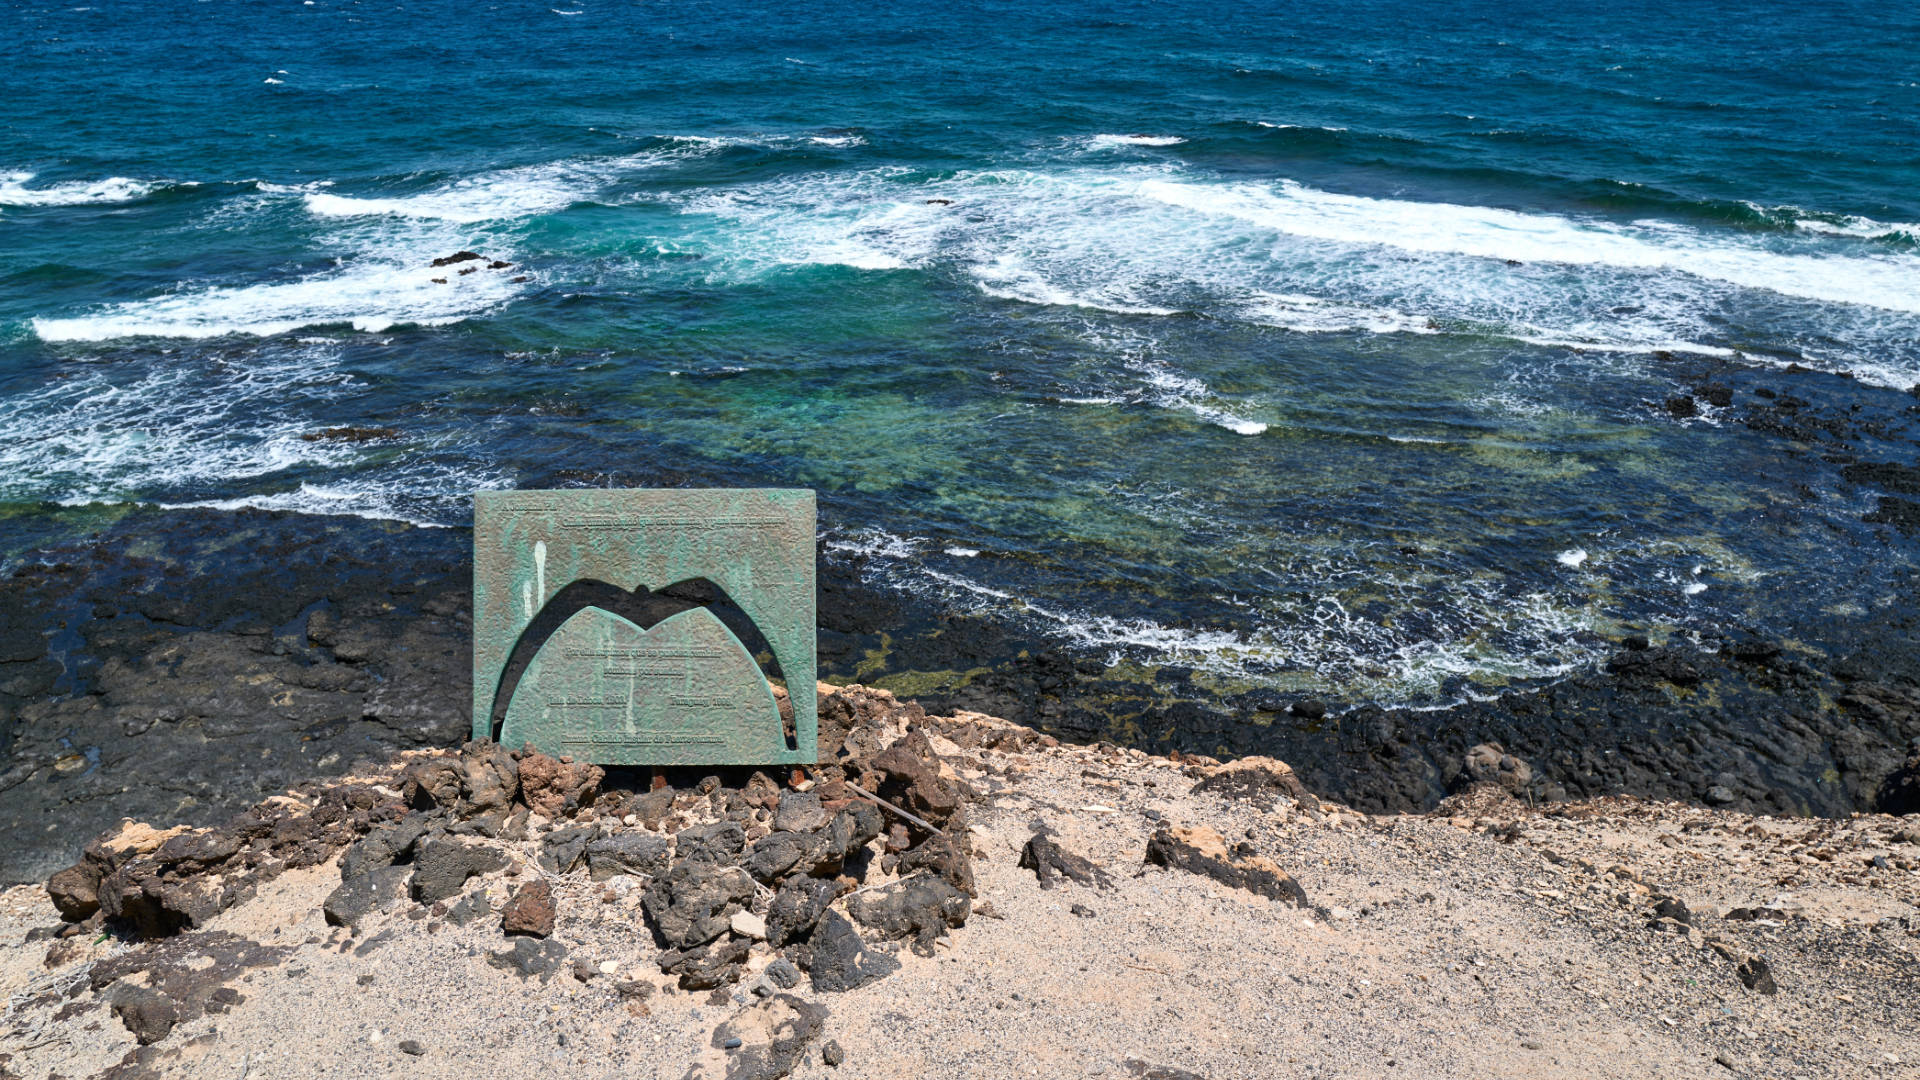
[472,489,815,765]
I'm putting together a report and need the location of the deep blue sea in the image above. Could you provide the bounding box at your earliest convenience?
[4,0,1919,708]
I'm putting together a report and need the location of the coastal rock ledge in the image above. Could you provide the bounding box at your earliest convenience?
[2,685,1917,1079]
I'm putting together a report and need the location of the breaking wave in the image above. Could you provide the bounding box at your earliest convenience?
[661,163,1920,387]
[31,247,527,341]
[301,144,717,223]
[823,524,1613,708]
[0,171,163,208]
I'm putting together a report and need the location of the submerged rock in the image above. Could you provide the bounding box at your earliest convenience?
[1842,461,1920,495]
[1864,495,1920,533]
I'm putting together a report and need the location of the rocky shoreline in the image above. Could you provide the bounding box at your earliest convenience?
[2,358,1918,884]
[2,685,1916,1079]
[4,483,1920,887]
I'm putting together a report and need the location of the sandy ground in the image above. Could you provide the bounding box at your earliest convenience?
[2,690,1917,1080]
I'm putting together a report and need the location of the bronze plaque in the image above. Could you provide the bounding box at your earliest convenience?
[472,488,816,765]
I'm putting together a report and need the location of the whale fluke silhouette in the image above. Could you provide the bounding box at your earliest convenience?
[488,577,795,753]
[500,603,786,765]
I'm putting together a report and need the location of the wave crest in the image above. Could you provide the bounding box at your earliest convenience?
[0,171,160,207]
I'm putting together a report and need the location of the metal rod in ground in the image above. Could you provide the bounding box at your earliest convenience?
[845,782,946,837]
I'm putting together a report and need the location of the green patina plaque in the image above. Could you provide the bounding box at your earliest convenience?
[472,488,816,765]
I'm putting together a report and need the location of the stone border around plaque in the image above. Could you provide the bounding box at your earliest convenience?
[472,488,816,765]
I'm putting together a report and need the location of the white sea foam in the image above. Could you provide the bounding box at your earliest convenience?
[825,528,1606,706]
[304,176,573,224]
[1145,369,1268,434]
[944,546,980,557]
[253,179,333,195]
[303,144,712,223]
[1138,178,1920,314]
[0,347,356,504]
[32,247,525,341]
[1115,330,1269,435]
[1059,325,1269,434]
[649,162,1920,388]
[0,338,506,527]
[972,254,1180,315]
[1086,134,1187,149]
[1744,201,1920,241]
[1511,334,1736,358]
[674,170,942,272]
[809,135,866,148]
[1241,292,1437,335]
[823,527,923,561]
[147,462,506,529]
[1467,392,1553,419]
[0,171,158,207]
[1557,548,1589,568]
[28,165,548,342]
[1793,216,1920,240]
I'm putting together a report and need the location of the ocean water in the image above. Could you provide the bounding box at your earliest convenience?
[3,0,1919,708]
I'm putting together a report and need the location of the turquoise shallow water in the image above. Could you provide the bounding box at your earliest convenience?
[3,0,1919,706]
